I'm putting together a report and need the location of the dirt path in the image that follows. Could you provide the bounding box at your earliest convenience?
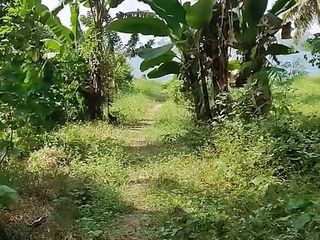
[107,102,166,240]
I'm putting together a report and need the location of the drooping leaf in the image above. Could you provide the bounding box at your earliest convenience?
[138,0,186,24]
[270,0,296,15]
[109,0,125,8]
[136,43,175,60]
[24,0,41,9]
[47,16,74,44]
[108,17,169,36]
[137,0,185,35]
[140,51,176,71]
[41,39,62,52]
[147,61,180,78]
[267,44,297,55]
[70,3,81,42]
[35,3,49,15]
[243,0,268,27]
[186,0,216,29]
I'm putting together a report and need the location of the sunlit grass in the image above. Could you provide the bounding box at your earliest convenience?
[291,76,320,117]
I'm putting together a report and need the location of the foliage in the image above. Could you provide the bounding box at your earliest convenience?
[109,0,296,121]
[306,33,320,68]
[285,0,319,35]
[1,0,320,239]
[114,54,133,92]
[162,76,185,104]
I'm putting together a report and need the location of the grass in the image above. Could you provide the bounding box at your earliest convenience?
[291,76,320,117]
[112,79,166,125]
[2,77,320,239]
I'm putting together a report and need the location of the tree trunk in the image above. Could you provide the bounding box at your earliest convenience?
[190,77,203,121]
[199,56,212,121]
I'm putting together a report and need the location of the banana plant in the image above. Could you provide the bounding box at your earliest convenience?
[228,0,297,114]
[42,0,126,120]
[108,0,216,121]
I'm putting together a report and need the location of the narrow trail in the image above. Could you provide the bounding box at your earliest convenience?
[125,101,163,146]
[112,101,165,161]
[107,101,166,240]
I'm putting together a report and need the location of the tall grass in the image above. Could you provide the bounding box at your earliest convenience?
[111,79,165,125]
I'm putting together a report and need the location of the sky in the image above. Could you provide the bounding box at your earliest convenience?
[42,0,320,77]
[42,0,150,28]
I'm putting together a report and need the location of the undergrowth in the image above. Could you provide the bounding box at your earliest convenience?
[1,77,320,239]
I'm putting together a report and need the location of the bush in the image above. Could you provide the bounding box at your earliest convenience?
[153,100,193,142]
[163,76,185,103]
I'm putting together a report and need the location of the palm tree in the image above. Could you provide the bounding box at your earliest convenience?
[285,0,320,35]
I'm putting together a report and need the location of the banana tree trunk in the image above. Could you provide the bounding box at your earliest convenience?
[199,56,212,121]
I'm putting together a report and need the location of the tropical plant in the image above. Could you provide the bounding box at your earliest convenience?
[49,0,137,121]
[108,0,296,121]
[0,0,73,153]
[285,0,320,35]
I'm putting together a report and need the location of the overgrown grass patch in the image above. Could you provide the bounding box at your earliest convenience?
[112,93,154,125]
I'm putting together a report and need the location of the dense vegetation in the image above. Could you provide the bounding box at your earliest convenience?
[0,0,320,239]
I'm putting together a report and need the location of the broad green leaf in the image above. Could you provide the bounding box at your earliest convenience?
[137,43,175,60]
[137,0,185,35]
[267,44,297,55]
[47,16,74,44]
[243,0,268,27]
[109,0,125,8]
[293,213,310,230]
[35,3,49,14]
[138,0,186,23]
[186,0,216,29]
[41,39,62,52]
[228,60,241,70]
[24,0,41,9]
[140,51,176,71]
[270,0,296,15]
[70,3,81,42]
[147,61,180,78]
[108,17,169,36]
[39,10,51,24]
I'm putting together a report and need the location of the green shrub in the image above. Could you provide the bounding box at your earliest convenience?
[163,76,185,103]
[153,100,193,142]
